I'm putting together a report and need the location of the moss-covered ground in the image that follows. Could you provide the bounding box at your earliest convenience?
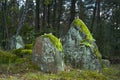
[0,50,120,80]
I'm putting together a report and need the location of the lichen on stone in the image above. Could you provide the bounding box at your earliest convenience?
[41,33,63,52]
[72,18,102,63]
[72,18,94,41]
[94,45,102,61]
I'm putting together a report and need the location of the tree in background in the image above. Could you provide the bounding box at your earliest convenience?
[69,0,76,25]
[0,0,120,58]
[35,0,40,36]
[0,0,8,49]
[102,0,120,57]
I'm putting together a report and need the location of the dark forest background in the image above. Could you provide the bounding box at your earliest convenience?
[0,0,120,60]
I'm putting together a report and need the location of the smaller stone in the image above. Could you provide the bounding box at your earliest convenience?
[9,35,25,49]
[102,59,110,67]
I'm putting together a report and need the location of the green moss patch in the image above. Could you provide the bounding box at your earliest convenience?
[72,18,94,41]
[80,39,93,47]
[94,46,102,60]
[12,49,32,57]
[0,69,107,80]
[25,44,33,49]
[41,33,63,52]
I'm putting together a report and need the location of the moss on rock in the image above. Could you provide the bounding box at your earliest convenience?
[12,49,32,57]
[80,39,93,47]
[41,33,63,52]
[94,46,102,61]
[25,44,33,49]
[72,18,102,64]
[72,18,94,41]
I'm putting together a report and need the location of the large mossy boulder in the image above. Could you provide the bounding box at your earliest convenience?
[9,35,25,49]
[63,18,102,70]
[32,33,64,73]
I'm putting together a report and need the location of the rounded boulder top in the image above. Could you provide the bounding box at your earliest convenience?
[41,33,63,52]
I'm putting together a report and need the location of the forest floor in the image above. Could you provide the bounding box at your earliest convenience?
[0,59,120,80]
[0,50,120,80]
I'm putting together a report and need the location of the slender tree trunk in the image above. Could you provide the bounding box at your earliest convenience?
[42,1,46,31]
[35,0,40,36]
[79,0,84,20]
[16,0,30,36]
[47,4,50,27]
[58,0,63,37]
[91,0,97,33]
[69,0,76,25]
[1,1,6,49]
[1,0,8,49]
[52,0,57,29]
[97,0,100,23]
[11,0,16,36]
[96,0,103,53]
[1,0,9,49]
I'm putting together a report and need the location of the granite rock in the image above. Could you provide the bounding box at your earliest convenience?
[63,18,102,70]
[32,35,64,73]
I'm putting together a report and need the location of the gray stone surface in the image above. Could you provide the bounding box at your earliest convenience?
[9,35,25,49]
[32,37,64,73]
[102,59,110,67]
[63,25,102,70]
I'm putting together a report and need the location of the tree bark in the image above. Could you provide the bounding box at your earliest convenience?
[42,1,46,31]
[35,0,40,36]
[97,0,100,23]
[1,0,9,49]
[91,0,97,33]
[16,0,30,36]
[47,4,50,27]
[69,0,76,25]
[79,0,84,20]
[52,0,57,29]
[57,0,63,37]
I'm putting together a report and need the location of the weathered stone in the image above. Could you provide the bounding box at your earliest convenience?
[32,34,64,73]
[63,18,102,70]
[102,59,110,67]
[9,35,25,49]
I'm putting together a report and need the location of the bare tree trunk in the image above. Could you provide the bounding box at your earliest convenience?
[16,0,30,36]
[35,0,40,36]
[97,0,100,23]
[96,0,103,53]
[47,4,50,27]
[91,0,97,33]
[52,0,57,30]
[69,0,76,25]
[1,0,9,49]
[11,0,16,36]
[79,0,84,20]
[42,1,46,31]
[58,0,63,37]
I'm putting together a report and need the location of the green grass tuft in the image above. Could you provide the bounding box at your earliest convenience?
[0,50,17,64]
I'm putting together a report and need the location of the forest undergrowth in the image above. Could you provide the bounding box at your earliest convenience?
[0,50,120,80]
